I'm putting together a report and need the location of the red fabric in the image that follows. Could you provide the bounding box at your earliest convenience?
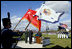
[21,9,41,31]
[61,24,68,28]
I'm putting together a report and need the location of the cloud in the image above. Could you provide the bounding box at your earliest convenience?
[47,23,59,30]
[35,1,71,20]
[35,1,71,31]
[10,16,28,30]
[60,13,69,20]
[1,21,4,29]
[1,1,71,32]
[11,16,21,23]
[60,19,71,27]
[47,19,71,30]
[1,15,39,31]
[36,1,71,13]
[10,15,39,31]
[41,21,47,31]
[45,1,71,13]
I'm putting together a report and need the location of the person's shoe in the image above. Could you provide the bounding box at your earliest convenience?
[25,41,27,43]
[29,43,32,44]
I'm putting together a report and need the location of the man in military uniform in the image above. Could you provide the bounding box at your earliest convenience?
[58,26,66,38]
[29,30,33,44]
[1,12,23,48]
[25,29,29,43]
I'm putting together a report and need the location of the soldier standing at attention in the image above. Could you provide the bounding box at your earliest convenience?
[29,30,33,44]
[25,29,29,43]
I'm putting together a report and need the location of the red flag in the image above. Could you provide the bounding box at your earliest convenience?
[61,24,68,28]
[21,9,41,31]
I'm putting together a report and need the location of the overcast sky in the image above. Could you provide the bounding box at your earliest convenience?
[1,1,71,31]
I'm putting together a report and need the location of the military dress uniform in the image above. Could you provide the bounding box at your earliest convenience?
[1,18,22,48]
[29,30,33,44]
[25,30,29,43]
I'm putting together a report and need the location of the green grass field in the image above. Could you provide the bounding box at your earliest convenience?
[17,33,71,48]
[42,34,71,48]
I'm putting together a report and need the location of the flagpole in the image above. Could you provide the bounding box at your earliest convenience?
[25,1,45,30]
[24,7,36,30]
[13,9,36,48]
[25,15,35,30]
[13,18,24,48]
[13,8,31,30]
[13,19,22,30]
[14,15,35,48]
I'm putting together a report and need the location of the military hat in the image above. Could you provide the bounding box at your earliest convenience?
[2,18,11,26]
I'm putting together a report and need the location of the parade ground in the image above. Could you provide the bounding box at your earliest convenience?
[15,41,42,48]
[15,33,71,48]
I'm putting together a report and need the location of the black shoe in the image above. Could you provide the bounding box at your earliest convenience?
[29,43,32,44]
